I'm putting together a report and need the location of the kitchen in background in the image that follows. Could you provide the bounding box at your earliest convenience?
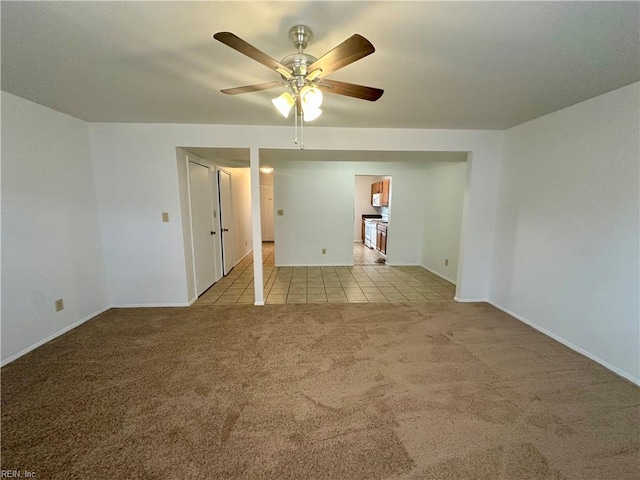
[354,175,391,265]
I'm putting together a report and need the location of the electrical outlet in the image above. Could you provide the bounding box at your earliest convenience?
[162,212,169,222]
[277,209,284,216]
[322,248,326,254]
[55,299,64,312]
[444,259,449,266]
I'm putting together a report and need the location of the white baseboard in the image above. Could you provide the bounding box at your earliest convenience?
[488,300,640,386]
[384,262,421,267]
[421,264,457,285]
[453,296,486,303]
[275,263,354,267]
[112,302,192,308]
[1,305,111,367]
[253,301,265,306]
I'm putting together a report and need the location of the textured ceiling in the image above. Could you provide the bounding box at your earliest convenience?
[2,1,638,129]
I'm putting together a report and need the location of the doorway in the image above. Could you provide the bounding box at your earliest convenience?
[354,175,390,266]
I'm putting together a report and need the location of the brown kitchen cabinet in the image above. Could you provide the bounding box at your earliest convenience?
[381,179,390,206]
[371,179,390,207]
[376,223,387,254]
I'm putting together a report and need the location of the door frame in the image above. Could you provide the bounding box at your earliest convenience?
[217,168,235,276]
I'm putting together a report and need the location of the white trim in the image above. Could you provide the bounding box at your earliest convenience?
[454,296,486,303]
[112,302,192,308]
[1,305,111,367]
[488,300,640,386]
[185,157,199,299]
[385,262,422,267]
[249,147,264,305]
[253,301,265,306]
[275,263,354,267]
[187,296,198,306]
[421,264,457,285]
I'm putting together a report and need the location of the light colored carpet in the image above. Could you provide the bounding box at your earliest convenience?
[1,302,638,479]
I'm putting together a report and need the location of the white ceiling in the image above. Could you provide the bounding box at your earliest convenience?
[2,1,638,130]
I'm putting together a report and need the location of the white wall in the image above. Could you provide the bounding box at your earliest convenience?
[1,92,108,364]
[88,123,502,303]
[421,162,467,283]
[273,161,431,266]
[90,126,191,306]
[491,82,640,383]
[228,167,252,263]
[353,175,383,241]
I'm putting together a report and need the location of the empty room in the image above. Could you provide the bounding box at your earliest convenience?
[1,2,638,479]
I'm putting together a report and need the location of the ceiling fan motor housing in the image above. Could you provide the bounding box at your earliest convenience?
[289,25,313,51]
[281,52,318,78]
[281,25,318,83]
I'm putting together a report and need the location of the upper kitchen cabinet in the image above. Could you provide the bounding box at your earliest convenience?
[381,179,390,206]
[371,179,391,207]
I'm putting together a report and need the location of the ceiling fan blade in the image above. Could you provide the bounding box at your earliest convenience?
[308,34,375,78]
[214,32,293,76]
[317,79,384,101]
[221,81,283,95]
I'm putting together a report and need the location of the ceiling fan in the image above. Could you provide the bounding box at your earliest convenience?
[213,25,384,123]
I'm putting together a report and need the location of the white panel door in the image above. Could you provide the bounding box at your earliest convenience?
[188,161,217,296]
[218,169,235,275]
[260,184,274,242]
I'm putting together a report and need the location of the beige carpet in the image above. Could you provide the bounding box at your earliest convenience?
[1,302,638,479]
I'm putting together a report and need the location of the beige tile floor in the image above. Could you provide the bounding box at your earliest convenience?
[197,243,456,305]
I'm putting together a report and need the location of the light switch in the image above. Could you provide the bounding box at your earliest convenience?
[162,212,169,222]
[277,209,284,216]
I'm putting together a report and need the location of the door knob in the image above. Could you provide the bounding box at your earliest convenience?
[222,228,229,232]
[210,231,216,235]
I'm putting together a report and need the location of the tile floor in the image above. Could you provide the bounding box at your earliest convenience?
[196,243,456,305]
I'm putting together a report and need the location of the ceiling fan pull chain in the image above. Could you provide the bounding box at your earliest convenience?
[294,101,299,146]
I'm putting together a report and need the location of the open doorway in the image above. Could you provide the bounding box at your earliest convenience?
[176,147,253,302]
[354,175,391,266]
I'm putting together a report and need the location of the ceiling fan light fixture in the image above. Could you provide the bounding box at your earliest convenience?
[303,106,322,122]
[300,85,323,110]
[272,91,295,118]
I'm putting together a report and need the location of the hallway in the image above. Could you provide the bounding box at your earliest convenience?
[196,243,456,305]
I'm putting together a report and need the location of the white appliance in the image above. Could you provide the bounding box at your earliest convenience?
[364,219,377,249]
[372,193,382,207]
